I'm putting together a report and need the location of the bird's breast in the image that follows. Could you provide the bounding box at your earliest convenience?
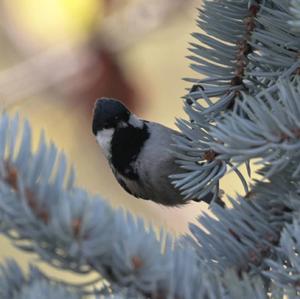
[110,124,149,180]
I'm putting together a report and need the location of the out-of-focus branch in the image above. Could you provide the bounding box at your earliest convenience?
[98,0,197,52]
[0,44,100,107]
[0,0,196,108]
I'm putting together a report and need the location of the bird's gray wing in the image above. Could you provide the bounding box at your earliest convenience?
[134,123,185,205]
[136,122,221,206]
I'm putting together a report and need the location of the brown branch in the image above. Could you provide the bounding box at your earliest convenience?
[4,162,50,223]
[203,149,218,162]
[131,256,143,270]
[4,161,88,237]
[227,2,260,108]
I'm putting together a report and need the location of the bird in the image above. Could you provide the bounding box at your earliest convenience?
[92,98,221,206]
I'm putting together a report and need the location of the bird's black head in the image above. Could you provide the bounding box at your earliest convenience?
[92,98,130,135]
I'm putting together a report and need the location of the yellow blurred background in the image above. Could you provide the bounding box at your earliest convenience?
[0,0,245,283]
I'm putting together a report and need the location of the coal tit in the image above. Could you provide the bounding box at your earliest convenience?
[92,98,218,206]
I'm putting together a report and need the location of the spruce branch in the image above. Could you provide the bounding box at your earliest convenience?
[188,195,283,273]
[210,78,300,177]
[172,0,262,200]
[0,113,286,298]
[185,161,300,275]
[184,0,259,116]
[173,0,300,200]
[0,260,81,299]
[290,0,300,31]
[0,260,136,299]
[264,215,300,296]
[0,113,241,299]
[0,113,172,296]
[170,118,227,201]
[246,0,300,86]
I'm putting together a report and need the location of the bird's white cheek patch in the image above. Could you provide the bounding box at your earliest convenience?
[128,115,143,128]
[96,129,114,158]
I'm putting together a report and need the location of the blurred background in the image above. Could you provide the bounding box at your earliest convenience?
[0,0,245,282]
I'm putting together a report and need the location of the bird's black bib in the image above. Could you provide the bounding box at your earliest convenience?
[110,124,149,180]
